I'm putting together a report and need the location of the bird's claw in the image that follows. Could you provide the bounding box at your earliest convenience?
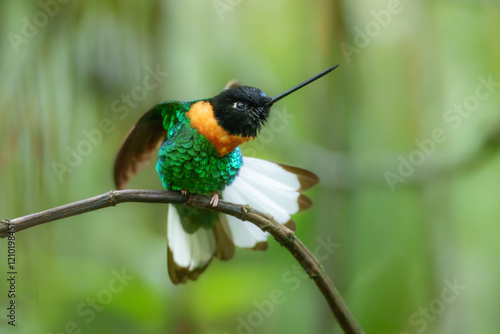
[181,189,189,197]
[209,192,219,208]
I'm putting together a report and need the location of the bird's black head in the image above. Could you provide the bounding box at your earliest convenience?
[209,65,339,138]
[210,86,273,137]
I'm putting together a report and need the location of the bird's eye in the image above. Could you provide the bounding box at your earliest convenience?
[233,102,247,110]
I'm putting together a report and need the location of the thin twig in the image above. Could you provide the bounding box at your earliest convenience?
[0,189,364,334]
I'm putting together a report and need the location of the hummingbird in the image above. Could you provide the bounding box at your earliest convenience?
[114,65,338,284]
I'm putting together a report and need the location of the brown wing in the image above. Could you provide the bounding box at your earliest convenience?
[113,102,173,189]
[224,79,241,90]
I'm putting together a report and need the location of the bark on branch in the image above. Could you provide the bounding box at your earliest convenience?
[0,189,364,334]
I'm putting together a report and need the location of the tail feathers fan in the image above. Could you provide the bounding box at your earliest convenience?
[222,157,318,248]
[167,158,318,283]
[213,217,235,260]
[167,204,216,284]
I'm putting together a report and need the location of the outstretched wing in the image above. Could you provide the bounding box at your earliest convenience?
[113,101,192,189]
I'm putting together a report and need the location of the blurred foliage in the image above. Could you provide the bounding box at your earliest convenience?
[1,0,500,333]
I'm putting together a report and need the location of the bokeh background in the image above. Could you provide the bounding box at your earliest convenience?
[1,0,500,333]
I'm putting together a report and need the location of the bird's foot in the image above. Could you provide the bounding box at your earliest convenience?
[180,188,190,197]
[208,192,219,208]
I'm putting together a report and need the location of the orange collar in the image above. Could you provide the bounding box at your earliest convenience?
[186,101,253,156]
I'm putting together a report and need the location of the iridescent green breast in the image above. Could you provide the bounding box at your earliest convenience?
[156,113,243,195]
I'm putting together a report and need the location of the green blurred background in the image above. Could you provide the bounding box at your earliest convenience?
[1,0,500,333]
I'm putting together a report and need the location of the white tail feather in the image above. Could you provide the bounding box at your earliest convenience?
[222,157,303,248]
[238,157,302,190]
[226,216,268,248]
[167,157,313,279]
[167,204,216,270]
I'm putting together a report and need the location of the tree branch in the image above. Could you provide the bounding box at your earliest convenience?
[0,189,364,334]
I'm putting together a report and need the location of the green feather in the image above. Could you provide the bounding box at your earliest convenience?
[154,101,243,195]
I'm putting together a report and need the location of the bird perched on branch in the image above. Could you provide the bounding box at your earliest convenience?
[114,65,338,284]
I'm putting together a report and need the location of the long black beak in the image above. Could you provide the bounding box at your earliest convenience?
[264,64,339,107]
